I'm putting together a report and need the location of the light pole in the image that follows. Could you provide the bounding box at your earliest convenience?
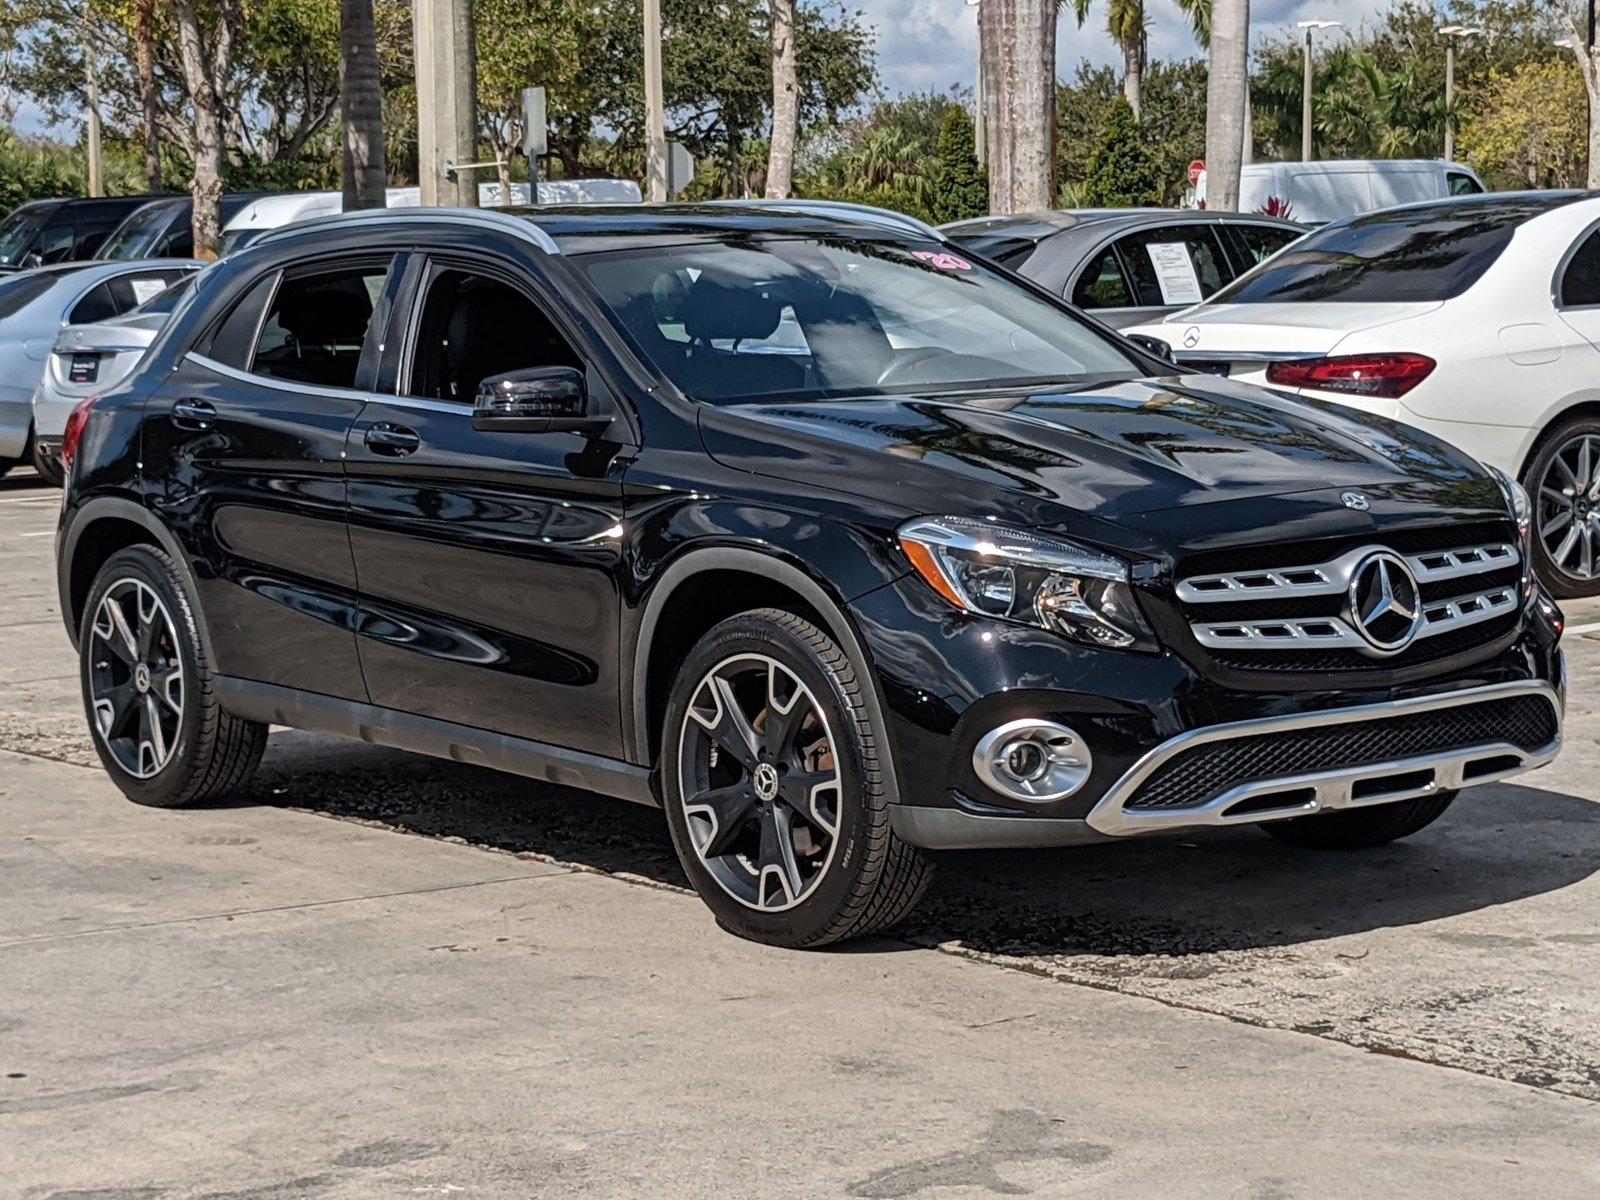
[1439,25,1482,163]
[1296,20,1341,162]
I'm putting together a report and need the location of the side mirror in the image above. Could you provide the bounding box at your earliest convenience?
[472,366,611,436]
[1126,333,1175,363]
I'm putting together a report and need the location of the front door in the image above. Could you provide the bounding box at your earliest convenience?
[345,256,632,758]
[144,254,401,700]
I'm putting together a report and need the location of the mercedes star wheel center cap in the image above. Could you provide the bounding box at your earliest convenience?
[752,762,780,802]
[133,663,152,694]
[1347,551,1424,653]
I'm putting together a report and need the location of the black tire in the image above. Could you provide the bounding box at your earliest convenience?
[31,438,63,487]
[661,608,933,948]
[1524,414,1600,599]
[1261,791,1457,850]
[79,544,267,808]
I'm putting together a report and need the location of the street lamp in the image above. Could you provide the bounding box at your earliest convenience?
[1297,20,1342,162]
[1439,25,1482,163]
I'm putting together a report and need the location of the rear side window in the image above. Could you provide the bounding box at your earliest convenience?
[1231,224,1299,267]
[69,271,191,325]
[1561,228,1600,307]
[1071,246,1135,309]
[249,262,391,389]
[202,275,277,369]
[1210,200,1560,304]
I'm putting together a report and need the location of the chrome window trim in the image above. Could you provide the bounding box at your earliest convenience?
[1085,676,1563,837]
[186,351,377,403]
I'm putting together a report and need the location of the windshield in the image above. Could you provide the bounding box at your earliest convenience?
[0,207,47,267]
[1209,198,1563,305]
[571,236,1142,404]
[95,202,171,260]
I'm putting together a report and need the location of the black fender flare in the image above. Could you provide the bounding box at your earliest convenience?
[625,546,903,806]
[57,496,211,661]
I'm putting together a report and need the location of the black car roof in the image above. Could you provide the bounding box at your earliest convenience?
[506,202,940,245]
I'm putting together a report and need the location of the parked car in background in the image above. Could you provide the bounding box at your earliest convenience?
[0,196,166,271]
[941,209,1302,328]
[54,204,1561,947]
[0,259,198,479]
[1195,159,1486,225]
[31,273,201,484]
[478,179,644,206]
[95,193,274,261]
[1126,191,1600,598]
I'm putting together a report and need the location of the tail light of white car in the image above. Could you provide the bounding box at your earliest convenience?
[1266,353,1435,399]
[60,395,99,473]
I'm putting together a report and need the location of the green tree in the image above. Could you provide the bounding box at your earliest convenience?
[1058,58,1205,206]
[1459,58,1586,187]
[1081,97,1161,207]
[932,108,985,222]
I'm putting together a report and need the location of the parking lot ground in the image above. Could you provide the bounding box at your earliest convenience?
[5,472,1600,1195]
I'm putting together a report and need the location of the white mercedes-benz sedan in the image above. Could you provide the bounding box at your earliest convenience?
[1127,191,1600,597]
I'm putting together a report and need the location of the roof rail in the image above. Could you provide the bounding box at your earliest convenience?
[704,199,946,242]
[252,205,562,255]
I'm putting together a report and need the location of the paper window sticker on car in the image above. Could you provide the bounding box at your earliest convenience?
[130,278,168,304]
[1145,242,1204,305]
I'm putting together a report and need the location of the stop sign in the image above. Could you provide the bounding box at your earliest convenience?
[1188,159,1205,187]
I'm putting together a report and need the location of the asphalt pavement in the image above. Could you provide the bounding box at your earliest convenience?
[5,468,1600,1197]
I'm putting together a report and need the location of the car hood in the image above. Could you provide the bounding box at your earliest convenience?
[1133,301,1443,357]
[698,375,1504,553]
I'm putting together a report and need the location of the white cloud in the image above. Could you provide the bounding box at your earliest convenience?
[860,0,1403,97]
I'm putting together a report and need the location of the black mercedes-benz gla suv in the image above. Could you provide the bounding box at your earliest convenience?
[55,203,1565,946]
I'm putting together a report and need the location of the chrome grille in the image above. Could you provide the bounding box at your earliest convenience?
[1177,539,1521,665]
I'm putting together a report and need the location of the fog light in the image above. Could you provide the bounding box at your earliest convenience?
[973,719,1092,803]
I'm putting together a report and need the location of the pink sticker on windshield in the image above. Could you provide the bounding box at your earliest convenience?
[912,250,973,271]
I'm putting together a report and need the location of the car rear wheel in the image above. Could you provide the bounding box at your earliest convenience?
[1526,415,1600,598]
[1260,791,1456,850]
[661,608,933,947]
[80,545,267,808]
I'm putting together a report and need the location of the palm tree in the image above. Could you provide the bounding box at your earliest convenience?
[1070,0,1210,119]
[979,0,1056,212]
[133,0,160,191]
[1203,0,1248,210]
[339,0,387,210]
[765,0,798,198]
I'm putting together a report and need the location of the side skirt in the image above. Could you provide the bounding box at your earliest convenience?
[214,677,658,808]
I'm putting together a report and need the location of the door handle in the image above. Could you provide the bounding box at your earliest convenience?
[170,399,216,430]
[363,422,421,456]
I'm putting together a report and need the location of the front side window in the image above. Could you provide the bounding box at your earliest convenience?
[1447,172,1484,197]
[573,236,1141,404]
[250,262,390,388]
[405,267,581,402]
[1114,227,1230,308]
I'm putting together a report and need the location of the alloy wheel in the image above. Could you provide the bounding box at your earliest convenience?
[1537,433,1600,581]
[676,653,843,912]
[88,578,185,779]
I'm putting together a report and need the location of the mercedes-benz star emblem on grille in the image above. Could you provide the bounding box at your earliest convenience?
[1182,327,1200,348]
[1346,551,1424,653]
[1341,490,1370,511]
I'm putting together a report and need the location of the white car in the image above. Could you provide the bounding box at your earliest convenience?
[1194,159,1486,225]
[1127,190,1600,598]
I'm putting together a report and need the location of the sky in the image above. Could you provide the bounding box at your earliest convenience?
[859,0,1399,96]
[11,0,1407,138]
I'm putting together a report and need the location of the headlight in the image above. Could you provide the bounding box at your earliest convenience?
[1486,465,1534,596]
[897,516,1158,651]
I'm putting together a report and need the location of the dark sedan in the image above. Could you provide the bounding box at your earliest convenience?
[941,209,1303,328]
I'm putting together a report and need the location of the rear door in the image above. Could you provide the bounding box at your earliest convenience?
[144,254,403,700]
[345,251,632,757]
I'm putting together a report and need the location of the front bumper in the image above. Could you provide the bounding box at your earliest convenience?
[853,573,1565,850]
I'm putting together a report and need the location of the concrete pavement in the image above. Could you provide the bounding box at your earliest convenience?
[4,470,1600,1194]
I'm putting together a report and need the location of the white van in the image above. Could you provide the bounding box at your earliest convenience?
[1195,159,1486,225]
[220,188,422,254]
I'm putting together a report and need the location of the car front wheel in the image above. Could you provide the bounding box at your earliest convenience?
[80,545,267,807]
[662,608,933,947]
